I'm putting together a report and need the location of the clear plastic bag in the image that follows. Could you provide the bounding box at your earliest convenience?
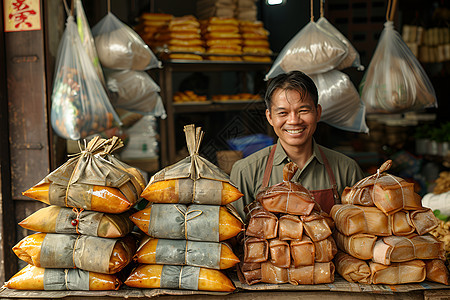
[266,21,348,79]
[92,12,161,71]
[310,70,369,133]
[75,0,105,86]
[316,17,364,71]
[106,69,165,116]
[51,16,121,140]
[360,21,437,113]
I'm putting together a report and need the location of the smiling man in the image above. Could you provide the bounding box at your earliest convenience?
[230,70,364,220]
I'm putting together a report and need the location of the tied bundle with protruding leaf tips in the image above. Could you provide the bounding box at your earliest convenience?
[141,124,243,205]
[127,124,242,292]
[22,136,143,214]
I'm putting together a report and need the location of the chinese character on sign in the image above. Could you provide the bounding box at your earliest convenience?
[4,0,41,32]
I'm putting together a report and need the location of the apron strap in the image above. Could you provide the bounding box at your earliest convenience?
[318,146,340,202]
[261,144,277,189]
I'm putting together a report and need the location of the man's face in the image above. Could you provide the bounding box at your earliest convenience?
[266,88,321,150]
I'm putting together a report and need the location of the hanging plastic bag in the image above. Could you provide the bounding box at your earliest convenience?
[266,19,348,79]
[316,17,363,71]
[359,1,437,113]
[92,12,161,71]
[106,69,165,117]
[75,0,106,86]
[51,15,121,140]
[310,70,369,133]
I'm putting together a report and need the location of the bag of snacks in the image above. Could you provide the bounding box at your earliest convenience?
[266,21,348,79]
[141,125,243,205]
[310,70,368,133]
[13,233,136,274]
[23,137,142,214]
[18,205,134,238]
[51,15,120,140]
[256,162,317,215]
[92,12,160,71]
[130,203,243,242]
[75,0,105,86]
[359,1,437,113]
[5,265,121,291]
[124,264,235,292]
[106,69,165,116]
[134,236,239,270]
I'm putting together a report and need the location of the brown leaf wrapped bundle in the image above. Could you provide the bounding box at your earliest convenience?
[334,251,371,284]
[256,162,317,216]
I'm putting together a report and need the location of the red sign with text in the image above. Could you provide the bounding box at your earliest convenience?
[4,0,41,32]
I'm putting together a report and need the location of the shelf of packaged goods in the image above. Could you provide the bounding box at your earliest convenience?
[158,60,271,167]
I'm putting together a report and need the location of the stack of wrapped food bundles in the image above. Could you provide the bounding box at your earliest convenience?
[5,137,143,291]
[201,17,243,61]
[135,13,173,50]
[239,20,272,62]
[196,0,236,20]
[126,124,243,292]
[236,0,258,22]
[332,160,449,285]
[154,15,205,61]
[240,162,337,285]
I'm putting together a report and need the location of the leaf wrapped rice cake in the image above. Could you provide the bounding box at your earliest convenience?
[301,212,332,242]
[244,201,278,239]
[256,162,317,216]
[22,137,142,214]
[244,237,268,263]
[334,252,371,284]
[260,261,289,284]
[269,239,290,268]
[331,204,426,236]
[13,233,136,274]
[5,265,121,290]
[141,124,242,206]
[341,160,422,215]
[314,236,337,262]
[124,264,235,292]
[19,205,134,238]
[134,237,239,269]
[333,231,377,260]
[141,178,243,205]
[369,260,426,284]
[238,262,262,285]
[278,214,303,241]
[291,236,315,267]
[288,262,335,285]
[372,234,445,265]
[130,204,243,242]
[425,259,449,285]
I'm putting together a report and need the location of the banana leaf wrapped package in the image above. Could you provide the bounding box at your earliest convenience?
[341,160,422,215]
[333,231,377,260]
[134,236,239,269]
[141,125,243,205]
[256,162,317,215]
[334,251,371,284]
[19,205,134,238]
[5,265,121,290]
[244,201,279,239]
[288,262,335,285]
[425,259,449,285]
[22,137,143,214]
[130,203,243,242]
[369,260,426,284]
[13,233,136,274]
[124,264,235,292]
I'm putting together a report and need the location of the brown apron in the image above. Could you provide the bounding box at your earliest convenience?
[261,144,339,214]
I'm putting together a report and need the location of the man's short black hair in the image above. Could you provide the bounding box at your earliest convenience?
[264,70,319,110]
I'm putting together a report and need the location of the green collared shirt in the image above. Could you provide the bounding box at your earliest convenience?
[230,139,364,220]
